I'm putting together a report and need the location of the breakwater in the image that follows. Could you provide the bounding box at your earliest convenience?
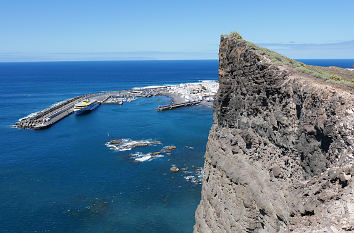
[14,82,218,130]
[14,88,163,130]
[157,101,201,111]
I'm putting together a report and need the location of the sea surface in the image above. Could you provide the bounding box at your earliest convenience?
[296,59,354,68]
[0,59,352,233]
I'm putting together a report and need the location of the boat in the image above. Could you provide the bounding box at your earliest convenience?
[73,99,100,115]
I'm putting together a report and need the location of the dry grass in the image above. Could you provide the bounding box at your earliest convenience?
[224,32,354,88]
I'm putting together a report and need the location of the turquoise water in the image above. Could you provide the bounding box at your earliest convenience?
[0,61,217,233]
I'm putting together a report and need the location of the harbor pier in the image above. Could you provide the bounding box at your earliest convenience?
[14,82,218,130]
[157,101,201,111]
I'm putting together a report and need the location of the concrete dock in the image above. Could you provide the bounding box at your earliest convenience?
[157,101,201,111]
[15,95,83,129]
[14,88,166,130]
[14,82,217,130]
[101,96,124,105]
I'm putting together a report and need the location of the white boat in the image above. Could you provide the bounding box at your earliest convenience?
[73,99,100,115]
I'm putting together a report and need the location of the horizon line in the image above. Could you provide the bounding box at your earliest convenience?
[0,58,354,63]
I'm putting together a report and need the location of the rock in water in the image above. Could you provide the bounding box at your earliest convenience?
[170,166,179,173]
[166,146,176,150]
[106,139,161,151]
[151,152,161,156]
[133,142,149,147]
[109,139,123,145]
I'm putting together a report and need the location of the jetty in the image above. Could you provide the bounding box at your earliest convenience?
[13,88,165,129]
[157,101,201,111]
[14,82,218,130]
[14,95,85,129]
[101,96,124,105]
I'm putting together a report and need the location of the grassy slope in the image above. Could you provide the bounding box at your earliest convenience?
[225,32,354,88]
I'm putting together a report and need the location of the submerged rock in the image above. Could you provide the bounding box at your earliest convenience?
[74,194,87,200]
[67,197,110,219]
[160,145,177,153]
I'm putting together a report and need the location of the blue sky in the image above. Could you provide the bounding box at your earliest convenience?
[0,0,353,61]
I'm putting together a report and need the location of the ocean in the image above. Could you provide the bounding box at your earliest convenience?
[0,59,352,233]
[296,59,354,68]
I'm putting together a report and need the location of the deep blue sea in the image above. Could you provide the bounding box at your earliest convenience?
[296,59,354,68]
[0,59,352,233]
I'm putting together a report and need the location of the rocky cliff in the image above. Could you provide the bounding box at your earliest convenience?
[194,33,354,233]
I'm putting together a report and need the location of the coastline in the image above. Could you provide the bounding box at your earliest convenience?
[160,91,215,107]
[160,91,186,105]
[157,81,218,106]
[14,81,218,129]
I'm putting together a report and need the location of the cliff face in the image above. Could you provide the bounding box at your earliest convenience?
[194,35,354,232]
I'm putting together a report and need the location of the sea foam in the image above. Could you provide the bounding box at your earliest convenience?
[183,167,204,184]
[130,152,164,162]
[105,139,161,151]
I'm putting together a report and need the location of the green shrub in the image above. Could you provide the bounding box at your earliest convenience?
[329,74,341,81]
[229,31,243,40]
[224,31,352,88]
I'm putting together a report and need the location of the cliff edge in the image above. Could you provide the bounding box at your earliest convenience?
[194,33,354,233]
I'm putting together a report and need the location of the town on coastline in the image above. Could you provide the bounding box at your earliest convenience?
[14,81,219,130]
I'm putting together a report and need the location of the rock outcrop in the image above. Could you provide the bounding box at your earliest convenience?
[194,33,354,232]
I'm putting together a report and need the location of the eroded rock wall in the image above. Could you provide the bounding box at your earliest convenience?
[194,36,354,232]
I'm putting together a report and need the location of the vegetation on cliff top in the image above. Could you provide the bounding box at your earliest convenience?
[224,31,354,88]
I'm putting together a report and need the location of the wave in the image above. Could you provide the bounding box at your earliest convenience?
[18,111,41,121]
[133,85,169,90]
[132,81,218,90]
[48,99,67,108]
[184,167,204,184]
[130,152,164,162]
[17,99,70,122]
[105,139,161,152]
[198,80,217,83]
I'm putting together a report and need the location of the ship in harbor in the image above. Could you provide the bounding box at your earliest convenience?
[73,99,100,115]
